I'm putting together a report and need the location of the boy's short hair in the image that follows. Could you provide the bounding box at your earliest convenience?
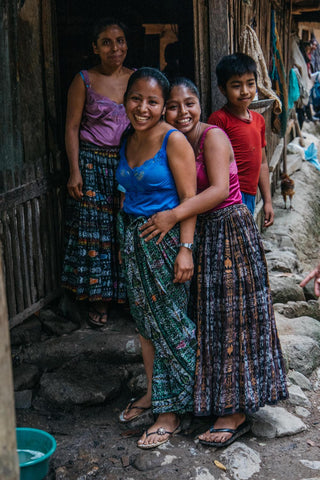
[216,53,257,88]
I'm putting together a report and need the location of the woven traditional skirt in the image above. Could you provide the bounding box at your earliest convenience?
[119,211,197,414]
[61,142,126,302]
[191,203,288,416]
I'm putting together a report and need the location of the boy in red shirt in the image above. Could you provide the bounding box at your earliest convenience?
[208,53,274,227]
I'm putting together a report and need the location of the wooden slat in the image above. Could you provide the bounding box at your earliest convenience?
[25,201,37,304]
[40,193,52,293]
[2,214,16,317]
[31,198,45,299]
[16,204,32,308]
[9,289,62,329]
[10,208,24,313]
[0,171,63,212]
[47,190,59,289]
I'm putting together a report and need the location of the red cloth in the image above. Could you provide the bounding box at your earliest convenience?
[208,107,266,195]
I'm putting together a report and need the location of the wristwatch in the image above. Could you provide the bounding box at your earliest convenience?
[178,242,193,251]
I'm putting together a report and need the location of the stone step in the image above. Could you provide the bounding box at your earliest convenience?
[13,315,141,371]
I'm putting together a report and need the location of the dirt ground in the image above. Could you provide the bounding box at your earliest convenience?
[16,387,320,480]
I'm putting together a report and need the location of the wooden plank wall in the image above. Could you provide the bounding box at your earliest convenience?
[0,155,65,328]
[0,0,65,328]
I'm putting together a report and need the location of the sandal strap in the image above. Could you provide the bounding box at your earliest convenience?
[125,399,150,413]
[145,424,180,437]
[209,426,237,434]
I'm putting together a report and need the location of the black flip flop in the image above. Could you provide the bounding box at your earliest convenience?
[87,305,109,328]
[119,397,151,423]
[199,420,250,448]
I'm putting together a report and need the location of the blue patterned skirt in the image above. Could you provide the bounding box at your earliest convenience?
[191,203,288,416]
[61,142,126,302]
[118,211,197,414]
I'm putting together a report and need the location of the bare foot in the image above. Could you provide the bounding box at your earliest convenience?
[137,413,180,448]
[121,394,151,422]
[198,413,246,444]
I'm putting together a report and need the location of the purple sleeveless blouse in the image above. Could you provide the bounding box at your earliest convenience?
[196,126,242,212]
[79,70,130,147]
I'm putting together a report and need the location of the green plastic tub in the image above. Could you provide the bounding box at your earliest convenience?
[16,427,56,480]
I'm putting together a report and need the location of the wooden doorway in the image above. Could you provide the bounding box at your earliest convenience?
[56,0,195,129]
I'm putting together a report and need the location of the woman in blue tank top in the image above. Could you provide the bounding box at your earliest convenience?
[116,68,197,449]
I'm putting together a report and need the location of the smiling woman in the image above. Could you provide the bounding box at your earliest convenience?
[116,67,197,450]
[61,18,134,328]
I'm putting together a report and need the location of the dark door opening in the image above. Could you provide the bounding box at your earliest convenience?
[56,0,195,144]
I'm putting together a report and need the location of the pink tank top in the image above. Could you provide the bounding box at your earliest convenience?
[79,70,130,148]
[196,126,242,212]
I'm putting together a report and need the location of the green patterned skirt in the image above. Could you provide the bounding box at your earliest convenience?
[118,211,197,414]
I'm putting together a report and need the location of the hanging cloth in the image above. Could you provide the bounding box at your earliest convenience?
[288,68,300,109]
[239,24,282,114]
[270,9,288,137]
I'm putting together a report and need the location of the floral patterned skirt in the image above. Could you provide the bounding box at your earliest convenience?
[191,203,288,416]
[61,143,126,303]
[118,211,197,414]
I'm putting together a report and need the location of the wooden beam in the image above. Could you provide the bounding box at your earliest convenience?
[0,255,19,480]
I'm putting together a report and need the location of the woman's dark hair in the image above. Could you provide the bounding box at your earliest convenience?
[92,17,128,45]
[169,77,200,99]
[216,53,257,88]
[124,67,170,104]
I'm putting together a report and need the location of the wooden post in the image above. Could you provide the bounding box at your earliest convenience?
[0,255,19,480]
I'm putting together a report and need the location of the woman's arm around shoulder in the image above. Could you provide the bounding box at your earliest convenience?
[167,130,197,284]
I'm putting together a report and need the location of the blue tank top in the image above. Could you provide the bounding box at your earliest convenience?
[116,129,179,217]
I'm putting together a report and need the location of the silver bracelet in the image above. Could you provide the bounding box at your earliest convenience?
[178,242,193,251]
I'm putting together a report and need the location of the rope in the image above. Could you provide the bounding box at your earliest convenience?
[240,24,282,115]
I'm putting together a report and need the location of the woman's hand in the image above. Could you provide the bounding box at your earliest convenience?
[173,248,194,284]
[300,262,320,297]
[67,170,83,200]
[139,210,177,244]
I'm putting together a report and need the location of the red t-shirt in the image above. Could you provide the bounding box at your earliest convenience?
[208,107,266,195]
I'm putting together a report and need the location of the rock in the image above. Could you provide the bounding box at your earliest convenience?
[276,314,320,342]
[287,370,312,391]
[39,308,78,336]
[57,293,86,326]
[265,250,299,273]
[127,371,148,396]
[220,442,261,480]
[17,327,141,369]
[38,359,122,407]
[13,363,40,391]
[269,276,305,304]
[15,390,33,409]
[192,467,217,479]
[280,335,320,376]
[10,316,42,346]
[295,406,311,418]
[273,300,320,320]
[250,405,306,438]
[288,385,311,408]
[133,450,176,471]
[300,460,320,470]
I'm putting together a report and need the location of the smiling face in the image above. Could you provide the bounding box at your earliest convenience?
[125,77,166,131]
[92,25,128,67]
[165,85,201,135]
[221,72,256,110]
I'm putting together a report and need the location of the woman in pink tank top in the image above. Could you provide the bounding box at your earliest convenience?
[61,18,134,327]
[140,78,288,448]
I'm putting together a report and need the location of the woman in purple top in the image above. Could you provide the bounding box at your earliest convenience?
[61,18,134,327]
[140,78,288,448]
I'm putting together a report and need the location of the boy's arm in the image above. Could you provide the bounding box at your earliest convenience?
[258,147,274,227]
